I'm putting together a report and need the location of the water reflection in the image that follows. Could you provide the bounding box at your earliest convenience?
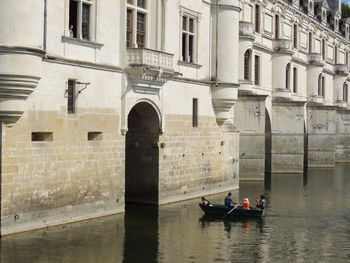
[1,164,350,263]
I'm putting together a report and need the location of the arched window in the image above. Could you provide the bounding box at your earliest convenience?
[286,63,291,90]
[244,50,251,80]
[343,83,348,102]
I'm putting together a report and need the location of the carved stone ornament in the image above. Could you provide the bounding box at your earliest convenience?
[239,21,255,39]
[273,39,293,54]
[308,53,324,66]
[334,64,348,76]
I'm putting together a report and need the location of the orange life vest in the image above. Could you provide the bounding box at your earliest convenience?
[243,199,250,210]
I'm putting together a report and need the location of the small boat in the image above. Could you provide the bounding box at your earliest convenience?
[199,203,264,218]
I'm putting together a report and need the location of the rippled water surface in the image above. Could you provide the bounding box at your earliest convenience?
[2,164,350,263]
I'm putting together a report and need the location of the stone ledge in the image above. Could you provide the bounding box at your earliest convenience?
[61,36,104,49]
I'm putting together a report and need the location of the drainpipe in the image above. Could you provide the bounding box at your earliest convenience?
[43,0,47,51]
[215,0,219,84]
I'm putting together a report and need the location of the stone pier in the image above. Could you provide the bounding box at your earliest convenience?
[306,105,336,167]
[271,101,305,173]
[336,109,350,162]
[235,95,266,180]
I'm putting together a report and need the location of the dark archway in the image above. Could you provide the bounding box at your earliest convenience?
[264,109,272,190]
[125,102,160,205]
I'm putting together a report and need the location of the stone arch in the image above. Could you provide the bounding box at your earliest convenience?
[125,102,160,205]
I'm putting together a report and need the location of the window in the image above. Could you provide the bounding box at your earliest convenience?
[275,14,280,39]
[308,32,312,53]
[254,55,260,85]
[322,39,326,60]
[127,0,147,48]
[192,98,198,127]
[255,5,260,33]
[343,83,348,102]
[244,50,251,81]
[293,24,298,49]
[67,80,76,114]
[182,15,196,63]
[293,67,297,93]
[334,46,338,64]
[318,74,325,97]
[286,63,291,90]
[69,0,93,40]
[346,52,349,68]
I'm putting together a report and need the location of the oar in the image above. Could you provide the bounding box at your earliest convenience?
[223,204,239,218]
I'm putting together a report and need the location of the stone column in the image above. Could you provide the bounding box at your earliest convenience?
[211,0,240,124]
[211,0,240,188]
[271,101,305,173]
[306,105,336,167]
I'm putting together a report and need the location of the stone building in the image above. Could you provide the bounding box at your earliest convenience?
[0,0,349,235]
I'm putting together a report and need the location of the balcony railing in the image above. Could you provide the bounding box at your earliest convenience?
[239,21,255,39]
[273,39,293,54]
[126,48,175,92]
[126,48,173,71]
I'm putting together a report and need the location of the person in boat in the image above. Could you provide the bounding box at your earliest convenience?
[224,192,239,207]
[201,196,210,206]
[256,195,267,210]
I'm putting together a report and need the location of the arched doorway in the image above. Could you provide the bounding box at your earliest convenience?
[125,102,160,205]
[264,108,272,190]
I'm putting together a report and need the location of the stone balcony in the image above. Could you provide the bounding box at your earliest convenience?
[273,39,294,54]
[239,21,255,39]
[334,64,348,76]
[126,48,174,93]
[308,53,324,66]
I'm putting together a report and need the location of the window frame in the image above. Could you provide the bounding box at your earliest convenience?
[192,98,198,127]
[67,79,77,114]
[293,24,298,49]
[126,0,148,48]
[255,4,261,34]
[244,50,252,81]
[254,54,260,86]
[293,67,297,93]
[286,63,291,90]
[68,0,95,41]
[180,9,199,64]
[343,83,348,102]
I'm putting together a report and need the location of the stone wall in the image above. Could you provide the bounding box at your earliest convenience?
[159,115,239,204]
[1,109,124,235]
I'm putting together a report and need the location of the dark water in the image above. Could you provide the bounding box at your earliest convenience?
[2,164,350,263]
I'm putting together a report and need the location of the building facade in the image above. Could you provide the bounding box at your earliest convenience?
[0,0,349,235]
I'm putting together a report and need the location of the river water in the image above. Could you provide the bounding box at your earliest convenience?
[1,164,350,263]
